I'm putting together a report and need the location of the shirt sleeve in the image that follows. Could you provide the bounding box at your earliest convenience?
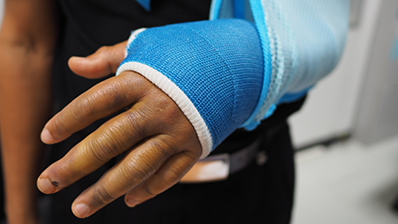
[116,0,350,158]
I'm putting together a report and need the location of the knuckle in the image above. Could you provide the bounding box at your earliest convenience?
[143,185,156,198]
[162,168,182,186]
[146,92,181,123]
[73,96,96,120]
[155,94,177,115]
[149,136,175,158]
[130,73,149,87]
[116,73,148,100]
[121,160,150,186]
[86,134,124,164]
[123,110,147,137]
[51,115,70,138]
[94,185,115,205]
[89,149,108,164]
[74,86,112,118]
[97,46,110,55]
[89,80,131,113]
[99,81,129,108]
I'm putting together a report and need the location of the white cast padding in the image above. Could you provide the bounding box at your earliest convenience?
[116,62,213,159]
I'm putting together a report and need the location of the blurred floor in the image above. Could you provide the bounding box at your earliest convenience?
[292,134,398,224]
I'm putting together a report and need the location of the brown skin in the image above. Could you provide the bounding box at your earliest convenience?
[37,43,203,218]
[0,0,57,224]
[1,0,202,220]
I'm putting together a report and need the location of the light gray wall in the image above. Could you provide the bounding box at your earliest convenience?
[354,0,398,144]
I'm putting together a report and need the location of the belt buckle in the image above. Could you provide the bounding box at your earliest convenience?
[180,153,230,183]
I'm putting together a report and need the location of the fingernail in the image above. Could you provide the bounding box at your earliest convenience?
[74,203,91,218]
[37,178,56,194]
[126,198,138,207]
[41,129,53,143]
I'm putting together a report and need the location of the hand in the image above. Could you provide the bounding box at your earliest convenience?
[36,41,202,218]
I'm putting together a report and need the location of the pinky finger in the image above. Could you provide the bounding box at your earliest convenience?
[124,151,198,207]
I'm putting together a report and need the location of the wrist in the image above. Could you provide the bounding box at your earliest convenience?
[117,19,264,156]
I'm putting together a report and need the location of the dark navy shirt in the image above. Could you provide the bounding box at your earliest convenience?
[48,1,303,222]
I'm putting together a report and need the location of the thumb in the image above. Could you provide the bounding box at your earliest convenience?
[68,41,127,79]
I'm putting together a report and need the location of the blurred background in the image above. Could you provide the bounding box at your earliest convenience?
[289,0,398,223]
[0,0,398,223]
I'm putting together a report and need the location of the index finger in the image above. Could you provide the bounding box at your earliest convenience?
[41,72,150,144]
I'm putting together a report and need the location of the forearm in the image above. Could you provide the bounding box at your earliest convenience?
[117,0,350,157]
[117,19,263,157]
[0,0,57,222]
[0,48,53,221]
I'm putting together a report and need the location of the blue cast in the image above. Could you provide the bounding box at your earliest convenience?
[117,19,264,157]
[121,0,350,158]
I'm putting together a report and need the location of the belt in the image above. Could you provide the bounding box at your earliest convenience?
[180,138,267,183]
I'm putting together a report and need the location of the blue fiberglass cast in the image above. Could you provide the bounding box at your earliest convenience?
[117,19,264,158]
[119,0,350,158]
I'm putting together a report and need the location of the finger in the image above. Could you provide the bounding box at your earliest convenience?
[41,72,149,144]
[124,150,199,207]
[37,101,163,194]
[70,135,178,218]
[68,41,127,79]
